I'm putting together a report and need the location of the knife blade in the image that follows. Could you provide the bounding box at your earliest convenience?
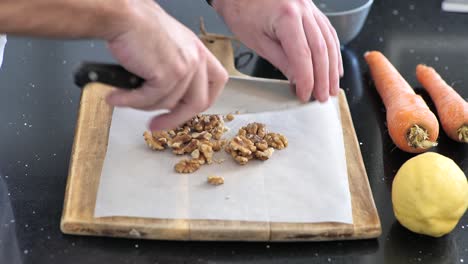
[74,62,304,114]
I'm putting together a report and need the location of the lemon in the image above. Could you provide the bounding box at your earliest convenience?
[392,152,468,237]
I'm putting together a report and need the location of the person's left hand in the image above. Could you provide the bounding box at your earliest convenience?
[212,0,343,103]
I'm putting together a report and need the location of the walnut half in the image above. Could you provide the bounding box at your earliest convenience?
[174,159,201,173]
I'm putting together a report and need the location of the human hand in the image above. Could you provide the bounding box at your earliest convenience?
[212,0,343,102]
[105,0,228,130]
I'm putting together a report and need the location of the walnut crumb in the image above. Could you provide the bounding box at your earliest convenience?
[207,175,224,186]
[225,113,235,122]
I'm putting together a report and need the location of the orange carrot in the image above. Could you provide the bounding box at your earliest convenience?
[416,64,468,143]
[364,51,439,153]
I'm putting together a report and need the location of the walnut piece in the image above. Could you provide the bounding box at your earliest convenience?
[225,122,288,165]
[152,130,171,143]
[240,122,267,139]
[168,132,192,149]
[143,131,165,150]
[173,139,199,155]
[191,149,200,159]
[225,136,255,165]
[207,175,224,186]
[234,155,250,165]
[247,134,269,151]
[191,131,212,140]
[255,147,275,161]
[211,139,227,152]
[265,133,288,150]
[174,159,201,173]
[225,113,235,122]
[200,143,214,164]
[229,135,257,155]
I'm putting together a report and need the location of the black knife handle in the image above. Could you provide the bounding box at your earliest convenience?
[74,62,145,89]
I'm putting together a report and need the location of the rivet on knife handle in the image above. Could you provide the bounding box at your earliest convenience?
[74,62,145,89]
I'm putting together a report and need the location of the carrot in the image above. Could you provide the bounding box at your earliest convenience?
[364,51,439,153]
[416,64,468,143]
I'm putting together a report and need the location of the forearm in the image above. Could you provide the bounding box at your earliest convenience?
[0,0,135,40]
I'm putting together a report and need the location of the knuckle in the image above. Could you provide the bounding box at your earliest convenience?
[172,61,189,79]
[297,0,309,7]
[314,39,328,54]
[279,2,301,18]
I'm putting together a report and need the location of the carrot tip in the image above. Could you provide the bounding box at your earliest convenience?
[407,124,438,149]
[457,125,468,143]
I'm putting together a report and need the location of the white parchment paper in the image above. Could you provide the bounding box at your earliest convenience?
[94,97,353,224]
[0,35,6,68]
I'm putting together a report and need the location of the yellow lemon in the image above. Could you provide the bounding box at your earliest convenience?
[392,152,468,237]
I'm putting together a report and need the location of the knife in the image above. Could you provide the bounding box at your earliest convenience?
[74,62,305,114]
[74,62,144,89]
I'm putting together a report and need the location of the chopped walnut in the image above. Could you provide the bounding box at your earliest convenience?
[225,113,235,122]
[168,132,192,149]
[234,155,250,165]
[168,130,176,137]
[225,137,255,165]
[152,130,171,142]
[191,131,212,140]
[145,113,288,173]
[240,122,267,139]
[238,128,247,137]
[207,175,224,186]
[265,133,288,150]
[211,139,227,152]
[211,127,225,140]
[143,131,165,150]
[255,147,275,161]
[229,135,257,155]
[173,139,199,155]
[196,157,206,165]
[191,149,200,159]
[174,159,201,173]
[194,123,204,132]
[200,143,214,164]
[247,134,269,151]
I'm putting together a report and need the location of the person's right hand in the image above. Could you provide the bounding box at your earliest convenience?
[105,0,228,131]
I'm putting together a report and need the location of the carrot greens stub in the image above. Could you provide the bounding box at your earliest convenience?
[407,124,438,149]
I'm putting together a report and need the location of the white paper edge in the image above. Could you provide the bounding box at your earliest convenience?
[0,35,6,69]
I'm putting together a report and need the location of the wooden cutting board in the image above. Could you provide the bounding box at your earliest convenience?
[60,34,381,241]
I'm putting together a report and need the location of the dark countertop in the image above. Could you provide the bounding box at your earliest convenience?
[0,0,467,263]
